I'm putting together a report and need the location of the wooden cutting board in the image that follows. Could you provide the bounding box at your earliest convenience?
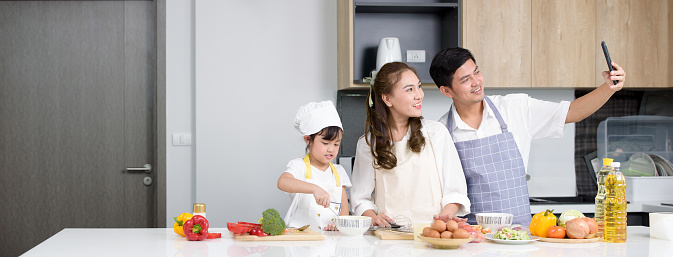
[373,229,414,240]
[538,237,601,243]
[234,228,325,241]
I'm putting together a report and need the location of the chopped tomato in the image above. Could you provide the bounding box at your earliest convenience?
[547,226,566,239]
[249,228,269,237]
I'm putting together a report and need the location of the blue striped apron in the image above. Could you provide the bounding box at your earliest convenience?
[446,97,532,226]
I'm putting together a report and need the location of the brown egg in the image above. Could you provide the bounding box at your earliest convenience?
[422,227,433,237]
[440,230,453,239]
[428,229,441,238]
[431,220,447,233]
[452,228,470,239]
[445,220,459,232]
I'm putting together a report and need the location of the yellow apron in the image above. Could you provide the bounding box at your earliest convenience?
[374,139,443,221]
[285,155,342,230]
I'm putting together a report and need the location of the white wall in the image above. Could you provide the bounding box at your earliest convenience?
[166,0,195,226]
[193,0,337,227]
[165,0,576,227]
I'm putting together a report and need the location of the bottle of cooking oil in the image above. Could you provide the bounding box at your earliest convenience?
[595,158,613,239]
[604,162,627,243]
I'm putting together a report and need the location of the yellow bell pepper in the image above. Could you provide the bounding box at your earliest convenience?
[173,213,194,237]
[530,209,557,237]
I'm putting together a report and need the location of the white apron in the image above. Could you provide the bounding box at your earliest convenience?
[285,155,343,231]
[374,138,443,222]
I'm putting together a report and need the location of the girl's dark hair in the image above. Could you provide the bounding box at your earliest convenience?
[305,126,343,153]
[365,62,425,170]
[429,47,476,89]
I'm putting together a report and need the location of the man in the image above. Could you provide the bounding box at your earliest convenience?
[429,47,625,225]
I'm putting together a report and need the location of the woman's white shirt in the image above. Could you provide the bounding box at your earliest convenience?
[350,119,470,217]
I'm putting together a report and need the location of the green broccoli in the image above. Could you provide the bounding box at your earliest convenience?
[261,208,285,236]
[262,208,281,218]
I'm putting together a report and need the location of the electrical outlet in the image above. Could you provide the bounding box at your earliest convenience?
[407,50,425,63]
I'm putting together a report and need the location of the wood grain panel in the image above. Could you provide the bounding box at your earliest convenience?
[234,228,325,241]
[0,4,125,256]
[337,0,356,90]
[670,0,673,88]
[532,0,595,88]
[596,0,669,88]
[374,229,414,240]
[0,1,157,256]
[123,1,157,228]
[462,0,531,88]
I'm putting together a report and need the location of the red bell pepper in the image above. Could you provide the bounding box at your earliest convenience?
[237,222,261,227]
[227,222,249,235]
[207,232,221,239]
[183,215,209,241]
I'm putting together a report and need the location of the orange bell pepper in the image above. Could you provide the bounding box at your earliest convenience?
[173,212,194,237]
[530,209,557,237]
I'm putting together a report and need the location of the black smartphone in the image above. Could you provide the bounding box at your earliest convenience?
[601,41,618,85]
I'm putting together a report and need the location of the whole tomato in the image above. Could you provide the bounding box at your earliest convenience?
[547,226,566,239]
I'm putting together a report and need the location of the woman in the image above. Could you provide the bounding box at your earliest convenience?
[350,62,470,227]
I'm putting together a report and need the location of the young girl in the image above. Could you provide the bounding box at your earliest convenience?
[278,100,351,231]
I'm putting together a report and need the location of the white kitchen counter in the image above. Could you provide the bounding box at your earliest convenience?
[22,226,669,257]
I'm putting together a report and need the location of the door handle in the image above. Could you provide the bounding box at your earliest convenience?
[126,164,152,173]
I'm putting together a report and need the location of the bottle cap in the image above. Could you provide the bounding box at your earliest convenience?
[611,162,620,168]
[602,158,613,166]
[193,203,206,213]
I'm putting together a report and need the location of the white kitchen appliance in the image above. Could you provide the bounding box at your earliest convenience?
[376,37,402,71]
[597,115,673,202]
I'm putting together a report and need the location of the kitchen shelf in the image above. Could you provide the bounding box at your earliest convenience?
[341,0,461,89]
[355,2,459,13]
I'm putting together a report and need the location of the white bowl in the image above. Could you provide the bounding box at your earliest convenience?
[335,216,372,237]
[475,213,513,230]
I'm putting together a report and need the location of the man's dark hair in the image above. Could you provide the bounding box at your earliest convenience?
[429,47,476,89]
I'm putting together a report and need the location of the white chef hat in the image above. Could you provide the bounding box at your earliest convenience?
[294,100,343,136]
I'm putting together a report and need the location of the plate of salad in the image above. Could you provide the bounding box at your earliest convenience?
[485,227,539,245]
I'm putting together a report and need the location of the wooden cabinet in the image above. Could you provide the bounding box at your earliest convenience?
[337,0,461,90]
[462,0,672,88]
[339,0,672,89]
[462,0,531,88]
[532,0,595,88]
[597,0,670,88]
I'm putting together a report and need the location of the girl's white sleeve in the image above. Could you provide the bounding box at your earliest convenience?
[282,158,306,198]
[349,136,378,216]
[424,120,471,217]
[284,158,306,180]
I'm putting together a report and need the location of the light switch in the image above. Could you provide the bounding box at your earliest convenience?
[172,133,192,146]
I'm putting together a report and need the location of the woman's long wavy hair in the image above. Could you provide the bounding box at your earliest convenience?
[365,62,425,170]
